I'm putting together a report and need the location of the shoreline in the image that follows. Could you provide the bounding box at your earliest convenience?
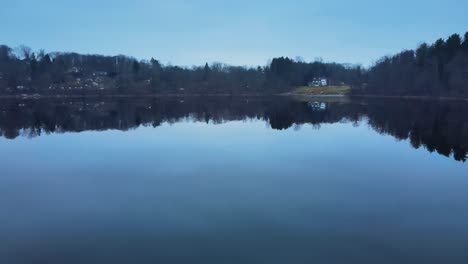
[0,93,467,102]
[0,93,273,99]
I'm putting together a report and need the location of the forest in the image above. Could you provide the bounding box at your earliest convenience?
[0,46,362,95]
[1,32,468,97]
[360,32,468,97]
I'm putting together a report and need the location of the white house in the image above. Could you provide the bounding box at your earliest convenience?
[308,78,328,87]
[320,78,328,86]
[307,102,327,111]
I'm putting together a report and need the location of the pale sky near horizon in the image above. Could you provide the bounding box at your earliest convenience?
[1,0,467,67]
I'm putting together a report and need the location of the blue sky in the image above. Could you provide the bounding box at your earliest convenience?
[1,0,467,67]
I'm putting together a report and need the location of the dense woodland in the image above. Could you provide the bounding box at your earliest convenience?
[360,32,468,97]
[1,32,468,97]
[0,45,362,95]
[0,97,466,162]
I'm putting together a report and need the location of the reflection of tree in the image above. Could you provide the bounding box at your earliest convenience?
[364,99,468,162]
[0,97,466,162]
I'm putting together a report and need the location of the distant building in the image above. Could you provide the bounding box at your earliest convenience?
[308,78,328,87]
[307,102,327,111]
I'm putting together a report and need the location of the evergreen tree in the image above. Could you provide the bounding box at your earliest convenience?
[30,53,37,80]
[203,62,210,81]
[132,60,140,80]
[39,54,52,73]
[150,58,162,91]
[416,43,428,67]
[462,32,468,52]
[446,34,461,58]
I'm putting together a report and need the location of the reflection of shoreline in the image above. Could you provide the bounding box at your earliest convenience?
[0,97,466,162]
[290,94,468,102]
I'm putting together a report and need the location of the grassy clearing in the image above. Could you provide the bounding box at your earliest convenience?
[293,85,351,95]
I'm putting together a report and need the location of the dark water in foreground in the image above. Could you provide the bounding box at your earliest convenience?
[0,97,467,264]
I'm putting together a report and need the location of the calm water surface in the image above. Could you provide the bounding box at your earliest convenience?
[0,97,467,264]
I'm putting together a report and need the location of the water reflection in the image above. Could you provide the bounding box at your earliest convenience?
[0,96,466,162]
[1,96,468,264]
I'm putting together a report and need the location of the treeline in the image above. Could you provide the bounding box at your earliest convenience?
[361,32,468,97]
[0,45,362,95]
[3,32,468,97]
[0,97,466,162]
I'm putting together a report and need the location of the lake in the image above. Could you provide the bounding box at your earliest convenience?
[0,96,467,264]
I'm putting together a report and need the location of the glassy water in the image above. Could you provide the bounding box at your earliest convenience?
[0,97,467,264]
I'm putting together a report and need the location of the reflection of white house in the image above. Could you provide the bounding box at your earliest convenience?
[307,102,327,111]
[308,78,328,87]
